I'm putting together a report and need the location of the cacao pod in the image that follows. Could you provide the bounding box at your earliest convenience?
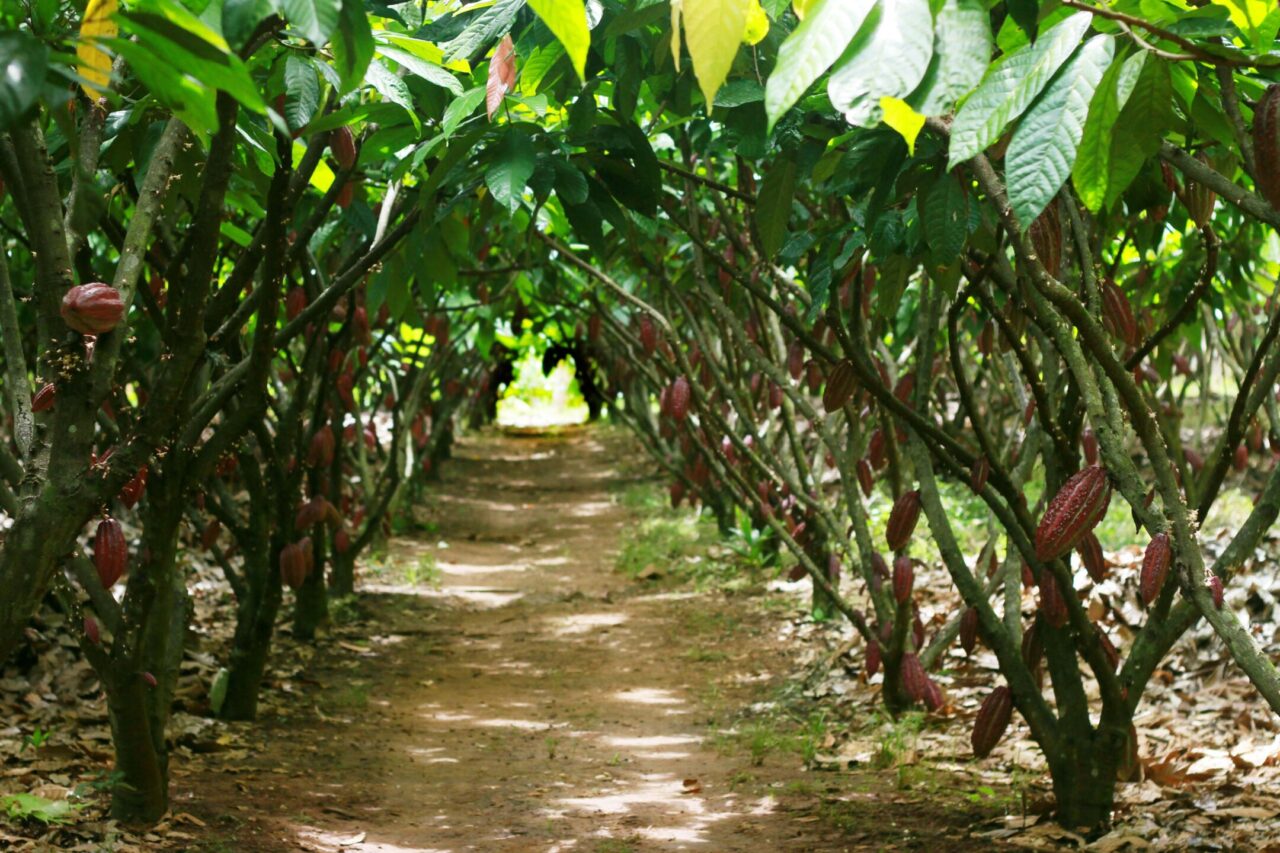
[1101,281,1139,348]
[1139,532,1172,606]
[971,685,1013,758]
[892,555,914,605]
[787,342,805,380]
[118,466,148,509]
[1234,444,1248,471]
[1185,448,1204,473]
[1253,84,1280,208]
[1028,202,1062,278]
[1182,154,1216,227]
[867,429,887,469]
[334,527,352,555]
[669,376,691,421]
[286,287,308,321]
[900,652,928,703]
[201,519,221,550]
[1038,569,1069,629]
[62,283,125,335]
[637,315,657,355]
[1208,574,1224,609]
[280,541,308,590]
[822,359,858,412]
[959,607,979,655]
[885,489,922,552]
[1021,620,1043,669]
[330,127,357,170]
[865,640,881,677]
[308,425,335,468]
[856,458,874,498]
[1034,465,1111,561]
[870,551,889,579]
[1082,427,1099,466]
[93,518,127,589]
[1078,532,1107,582]
[921,677,944,712]
[31,383,56,413]
[84,615,101,645]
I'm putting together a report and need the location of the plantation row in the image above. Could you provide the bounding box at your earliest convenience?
[3,0,1280,835]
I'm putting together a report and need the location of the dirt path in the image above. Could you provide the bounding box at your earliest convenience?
[184,426,846,852]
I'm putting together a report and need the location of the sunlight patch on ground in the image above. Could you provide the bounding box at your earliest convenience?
[296,826,452,853]
[437,560,531,577]
[601,734,702,748]
[426,587,524,608]
[613,687,684,706]
[545,612,629,635]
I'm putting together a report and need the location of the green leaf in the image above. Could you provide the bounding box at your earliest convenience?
[907,0,990,117]
[527,0,590,82]
[442,86,486,135]
[378,46,464,95]
[1072,50,1144,211]
[827,0,934,128]
[880,97,925,154]
[486,132,536,213]
[714,78,764,107]
[947,12,1091,169]
[283,54,319,132]
[1006,0,1039,42]
[109,38,219,139]
[280,0,340,45]
[441,0,526,63]
[764,0,876,130]
[921,172,969,265]
[755,155,798,258]
[365,59,420,130]
[1006,34,1113,225]
[222,0,279,50]
[332,0,374,93]
[683,0,750,109]
[0,32,47,132]
[1102,57,1171,210]
[519,42,565,96]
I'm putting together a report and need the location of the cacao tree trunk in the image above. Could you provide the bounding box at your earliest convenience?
[292,545,328,640]
[1047,734,1123,831]
[221,546,283,721]
[105,675,168,822]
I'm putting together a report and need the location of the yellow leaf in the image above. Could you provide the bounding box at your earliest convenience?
[743,0,769,44]
[671,0,683,72]
[683,0,750,109]
[792,0,818,20]
[78,0,118,98]
[879,97,925,155]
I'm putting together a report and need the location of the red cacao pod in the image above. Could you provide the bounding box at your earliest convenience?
[334,527,352,555]
[960,607,979,655]
[1253,85,1280,207]
[921,677,944,712]
[286,287,308,321]
[637,315,657,356]
[1034,465,1111,561]
[1208,574,1224,609]
[856,458,874,497]
[31,383,56,413]
[62,283,126,335]
[1021,619,1043,669]
[1101,281,1139,348]
[1185,448,1204,473]
[93,518,127,589]
[330,127,357,170]
[822,360,858,412]
[280,541,308,590]
[1139,532,1172,606]
[1028,201,1062,278]
[669,376,691,421]
[885,489,922,552]
[84,615,101,645]
[1038,569,1069,629]
[787,342,805,380]
[1077,531,1107,582]
[867,429,887,469]
[900,652,928,703]
[118,465,148,509]
[971,685,1013,758]
[892,555,914,605]
[1234,444,1248,471]
[870,551,889,579]
[1082,427,1098,466]
[308,425,335,468]
[865,640,881,677]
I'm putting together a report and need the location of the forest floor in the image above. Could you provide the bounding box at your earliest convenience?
[178,426,1009,852]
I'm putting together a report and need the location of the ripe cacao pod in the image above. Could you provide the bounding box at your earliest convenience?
[892,555,914,605]
[867,429,887,469]
[865,639,881,677]
[280,541,308,590]
[1208,574,1224,609]
[334,527,352,555]
[1028,202,1062,278]
[308,425,335,468]
[1234,444,1248,471]
[1034,465,1111,561]
[1077,531,1107,582]
[330,127,357,170]
[971,685,1013,758]
[1038,569,1069,629]
[637,315,657,355]
[1021,620,1043,669]
[885,489,922,552]
[1185,448,1204,473]
[62,283,126,335]
[970,455,990,493]
[805,360,823,394]
[870,551,889,579]
[84,615,101,645]
[31,383,56,413]
[286,287,308,321]
[1081,427,1099,466]
[959,607,979,655]
[787,342,805,380]
[93,518,127,589]
[856,458,874,498]
[119,466,148,509]
[669,376,691,421]
[900,652,928,703]
[1140,532,1172,606]
[822,360,858,412]
[921,677,944,712]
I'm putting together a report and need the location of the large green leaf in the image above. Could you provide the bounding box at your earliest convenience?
[0,32,47,132]
[1102,57,1171,211]
[378,46,464,95]
[1006,34,1113,225]
[683,0,750,109]
[755,155,798,258]
[222,0,279,50]
[441,0,526,63]
[282,54,319,132]
[486,132,536,213]
[366,59,420,130]
[827,0,933,128]
[764,0,876,131]
[280,0,340,45]
[332,0,374,93]
[907,0,990,117]
[921,171,969,265]
[442,86,486,135]
[947,12,1091,169]
[1072,51,1144,211]
[527,0,590,82]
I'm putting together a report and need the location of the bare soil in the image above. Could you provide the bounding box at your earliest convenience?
[180,426,1001,852]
